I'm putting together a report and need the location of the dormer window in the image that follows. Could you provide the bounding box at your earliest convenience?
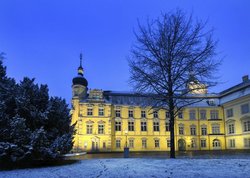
[207,99,215,106]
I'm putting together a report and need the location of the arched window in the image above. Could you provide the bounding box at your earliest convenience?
[213,139,221,148]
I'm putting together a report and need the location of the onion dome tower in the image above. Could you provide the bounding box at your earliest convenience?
[72,53,88,99]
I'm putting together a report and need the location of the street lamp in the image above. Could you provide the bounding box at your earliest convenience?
[124,130,129,158]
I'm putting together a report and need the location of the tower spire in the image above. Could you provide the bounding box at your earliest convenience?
[78,53,84,76]
[80,53,83,67]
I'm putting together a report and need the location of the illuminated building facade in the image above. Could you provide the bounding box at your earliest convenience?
[71,56,250,152]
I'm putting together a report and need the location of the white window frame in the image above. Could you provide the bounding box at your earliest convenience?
[86,124,93,134]
[98,124,104,134]
[99,107,104,116]
[142,139,147,148]
[210,110,219,120]
[116,140,121,148]
[141,110,146,118]
[190,126,196,135]
[153,121,160,132]
[115,121,121,131]
[201,139,206,148]
[141,121,147,131]
[128,121,134,131]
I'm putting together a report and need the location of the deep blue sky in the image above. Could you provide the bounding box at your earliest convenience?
[0,0,250,104]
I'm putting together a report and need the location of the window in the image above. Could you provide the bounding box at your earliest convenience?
[153,110,158,118]
[86,124,93,134]
[142,139,147,148]
[166,111,170,118]
[190,126,196,135]
[154,139,160,148]
[98,124,104,134]
[228,123,235,134]
[115,110,121,117]
[207,99,215,106]
[189,110,196,120]
[99,107,104,116]
[210,110,219,120]
[201,139,206,148]
[153,121,160,131]
[128,121,134,131]
[165,121,170,131]
[213,139,221,148]
[243,120,250,132]
[244,138,250,148]
[141,110,146,118]
[128,110,134,118]
[229,139,235,148]
[115,121,121,131]
[226,108,234,118]
[167,140,171,148]
[178,112,183,119]
[191,139,196,148]
[200,110,207,120]
[241,104,250,114]
[116,140,121,148]
[87,108,93,116]
[212,124,220,134]
[141,121,147,131]
[201,126,207,135]
[179,125,184,135]
[129,140,134,148]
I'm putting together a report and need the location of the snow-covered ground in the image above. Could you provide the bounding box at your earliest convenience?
[1,158,250,178]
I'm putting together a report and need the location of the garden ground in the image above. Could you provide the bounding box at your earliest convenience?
[1,151,250,178]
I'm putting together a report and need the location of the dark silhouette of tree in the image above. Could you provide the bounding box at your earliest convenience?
[128,10,221,158]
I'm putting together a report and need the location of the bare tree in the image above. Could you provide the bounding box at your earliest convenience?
[128,10,221,158]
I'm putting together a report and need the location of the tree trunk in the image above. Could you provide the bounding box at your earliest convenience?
[169,95,175,158]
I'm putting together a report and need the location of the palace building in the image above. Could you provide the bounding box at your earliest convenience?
[71,56,250,152]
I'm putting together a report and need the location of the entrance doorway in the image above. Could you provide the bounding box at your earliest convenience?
[91,137,100,152]
[178,139,186,151]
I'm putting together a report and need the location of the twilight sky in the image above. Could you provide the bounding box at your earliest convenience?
[0,0,250,104]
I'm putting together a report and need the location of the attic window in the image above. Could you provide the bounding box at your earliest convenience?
[207,99,215,106]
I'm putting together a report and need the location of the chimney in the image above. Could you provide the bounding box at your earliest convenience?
[242,75,249,82]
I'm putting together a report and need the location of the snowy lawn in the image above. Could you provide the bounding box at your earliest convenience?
[1,158,250,178]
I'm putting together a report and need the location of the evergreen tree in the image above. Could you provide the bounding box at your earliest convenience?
[0,55,31,163]
[0,55,75,163]
[47,97,75,155]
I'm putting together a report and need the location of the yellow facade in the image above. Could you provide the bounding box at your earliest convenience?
[71,61,250,152]
[223,94,250,149]
[71,98,229,152]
